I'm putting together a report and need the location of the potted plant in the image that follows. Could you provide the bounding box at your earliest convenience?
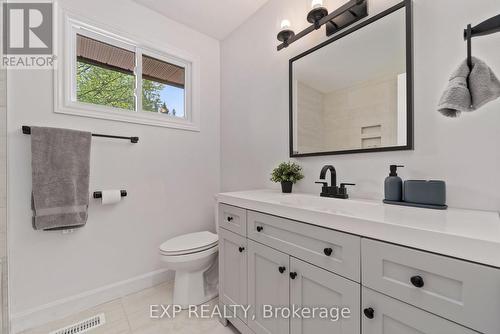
[271,162,304,193]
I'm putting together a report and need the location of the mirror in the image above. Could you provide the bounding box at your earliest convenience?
[290,2,413,157]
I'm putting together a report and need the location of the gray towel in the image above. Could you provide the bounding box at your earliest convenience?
[31,127,92,230]
[438,57,500,117]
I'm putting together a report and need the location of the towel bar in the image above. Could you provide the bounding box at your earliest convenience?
[22,126,139,143]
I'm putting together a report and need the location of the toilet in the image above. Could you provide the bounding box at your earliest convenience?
[160,231,219,308]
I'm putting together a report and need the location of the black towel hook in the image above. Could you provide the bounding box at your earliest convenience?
[464,14,500,69]
[466,24,472,69]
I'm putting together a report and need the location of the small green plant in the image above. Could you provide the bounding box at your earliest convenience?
[270,162,304,184]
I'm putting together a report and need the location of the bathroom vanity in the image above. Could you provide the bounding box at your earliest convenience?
[216,190,500,334]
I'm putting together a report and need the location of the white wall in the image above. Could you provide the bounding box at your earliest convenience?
[221,0,500,211]
[7,0,220,328]
[0,31,7,334]
[0,50,6,258]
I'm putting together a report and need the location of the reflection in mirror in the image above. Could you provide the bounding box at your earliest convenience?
[291,4,412,156]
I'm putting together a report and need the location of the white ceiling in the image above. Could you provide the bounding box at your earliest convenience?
[133,0,270,40]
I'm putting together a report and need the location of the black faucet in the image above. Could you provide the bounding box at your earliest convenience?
[316,165,355,199]
[320,165,337,188]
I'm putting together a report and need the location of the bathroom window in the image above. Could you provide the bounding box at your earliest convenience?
[57,13,198,131]
[76,35,136,111]
[141,55,186,118]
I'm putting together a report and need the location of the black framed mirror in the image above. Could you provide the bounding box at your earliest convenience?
[289,0,413,157]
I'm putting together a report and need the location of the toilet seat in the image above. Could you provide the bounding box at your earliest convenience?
[160,245,218,263]
[160,231,218,256]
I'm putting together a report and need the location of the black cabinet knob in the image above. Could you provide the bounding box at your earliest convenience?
[290,272,297,279]
[324,248,333,256]
[227,216,234,222]
[238,247,245,253]
[363,308,375,319]
[256,226,264,232]
[410,275,424,288]
[278,266,286,274]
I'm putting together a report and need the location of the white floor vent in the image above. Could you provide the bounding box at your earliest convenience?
[49,313,106,334]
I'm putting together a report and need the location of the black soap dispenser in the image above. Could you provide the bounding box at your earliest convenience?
[385,165,404,202]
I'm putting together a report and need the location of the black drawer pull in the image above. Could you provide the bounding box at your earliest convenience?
[238,247,245,253]
[227,216,234,222]
[289,272,297,279]
[256,226,264,232]
[324,248,333,256]
[364,308,375,319]
[410,275,424,288]
[278,266,286,274]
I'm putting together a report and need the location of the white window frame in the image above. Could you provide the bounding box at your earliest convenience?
[55,11,200,131]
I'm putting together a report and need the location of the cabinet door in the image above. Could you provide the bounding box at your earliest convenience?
[248,240,290,334]
[219,228,248,323]
[362,287,477,334]
[290,258,360,334]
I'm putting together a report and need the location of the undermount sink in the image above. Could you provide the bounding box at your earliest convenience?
[276,193,380,216]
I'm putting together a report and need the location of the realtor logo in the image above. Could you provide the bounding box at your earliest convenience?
[3,2,53,54]
[2,1,55,69]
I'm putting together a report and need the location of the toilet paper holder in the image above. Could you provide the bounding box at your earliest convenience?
[93,190,127,199]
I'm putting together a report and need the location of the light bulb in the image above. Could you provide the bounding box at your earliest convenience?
[311,0,323,9]
[281,19,291,30]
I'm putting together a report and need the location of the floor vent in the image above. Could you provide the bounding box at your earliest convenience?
[49,313,105,334]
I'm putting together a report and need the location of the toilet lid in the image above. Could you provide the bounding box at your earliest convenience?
[160,231,218,255]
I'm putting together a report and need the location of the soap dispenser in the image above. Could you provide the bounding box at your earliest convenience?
[385,165,404,202]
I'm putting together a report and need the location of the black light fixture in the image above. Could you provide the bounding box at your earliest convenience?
[276,0,368,51]
[277,19,295,47]
[307,0,329,29]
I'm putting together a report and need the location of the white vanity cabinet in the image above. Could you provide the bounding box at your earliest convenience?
[217,201,497,334]
[219,228,248,323]
[219,205,361,334]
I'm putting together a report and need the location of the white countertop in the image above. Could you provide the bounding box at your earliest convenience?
[217,189,500,268]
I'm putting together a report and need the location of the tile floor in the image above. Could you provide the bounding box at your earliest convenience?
[20,282,239,334]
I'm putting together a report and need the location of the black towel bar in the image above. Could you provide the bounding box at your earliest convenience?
[93,190,127,199]
[464,14,500,68]
[22,126,139,144]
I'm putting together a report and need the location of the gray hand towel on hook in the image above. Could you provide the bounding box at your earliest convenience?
[438,57,500,117]
[31,127,92,230]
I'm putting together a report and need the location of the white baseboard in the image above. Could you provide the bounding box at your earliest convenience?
[10,269,174,333]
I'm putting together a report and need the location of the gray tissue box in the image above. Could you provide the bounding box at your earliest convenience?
[403,180,446,206]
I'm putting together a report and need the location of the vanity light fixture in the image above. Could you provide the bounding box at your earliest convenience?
[277,19,296,47]
[308,0,329,29]
[277,0,368,51]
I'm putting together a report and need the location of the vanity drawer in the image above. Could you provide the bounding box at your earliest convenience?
[362,287,477,334]
[219,204,247,236]
[362,238,500,333]
[247,211,360,282]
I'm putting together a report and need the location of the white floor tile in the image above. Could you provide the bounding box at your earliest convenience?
[19,282,240,334]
